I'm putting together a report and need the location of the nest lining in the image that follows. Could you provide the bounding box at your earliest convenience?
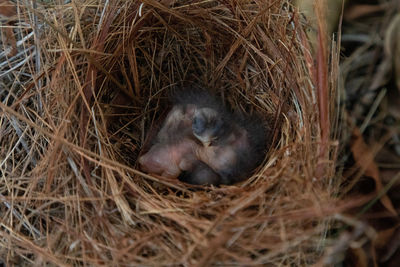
[0,0,340,265]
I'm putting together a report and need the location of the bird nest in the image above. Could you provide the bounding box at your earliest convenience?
[0,0,340,265]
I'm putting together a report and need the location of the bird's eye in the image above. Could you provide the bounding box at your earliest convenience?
[192,116,205,133]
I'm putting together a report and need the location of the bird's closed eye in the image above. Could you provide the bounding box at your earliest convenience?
[192,117,205,133]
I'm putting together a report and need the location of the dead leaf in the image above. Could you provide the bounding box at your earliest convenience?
[349,247,368,267]
[2,26,17,56]
[374,225,397,249]
[381,226,400,262]
[0,0,16,18]
[295,0,346,48]
[0,0,17,56]
[350,127,397,216]
[344,4,387,21]
[372,224,400,263]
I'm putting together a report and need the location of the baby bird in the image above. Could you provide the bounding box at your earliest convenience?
[195,109,267,184]
[139,105,194,177]
[138,139,196,178]
[179,160,221,185]
[139,88,268,185]
[138,104,222,184]
[174,89,268,185]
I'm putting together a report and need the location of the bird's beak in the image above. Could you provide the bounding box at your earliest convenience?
[203,141,211,147]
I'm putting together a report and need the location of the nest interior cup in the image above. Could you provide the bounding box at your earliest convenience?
[91,0,330,264]
[103,1,299,167]
[0,0,338,266]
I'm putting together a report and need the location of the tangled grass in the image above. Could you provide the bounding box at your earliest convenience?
[0,0,342,265]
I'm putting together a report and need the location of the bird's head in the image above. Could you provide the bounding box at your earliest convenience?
[192,107,225,147]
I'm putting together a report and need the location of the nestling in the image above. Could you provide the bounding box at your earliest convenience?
[138,105,194,177]
[138,104,221,184]
[194,106,267,184]
[174,89,268,185]
[139,88,268,185]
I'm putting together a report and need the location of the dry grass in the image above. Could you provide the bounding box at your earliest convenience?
[335,1,400,265]
[0,0,341,265]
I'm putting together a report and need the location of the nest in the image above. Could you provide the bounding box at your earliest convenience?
[0,0,340,265]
